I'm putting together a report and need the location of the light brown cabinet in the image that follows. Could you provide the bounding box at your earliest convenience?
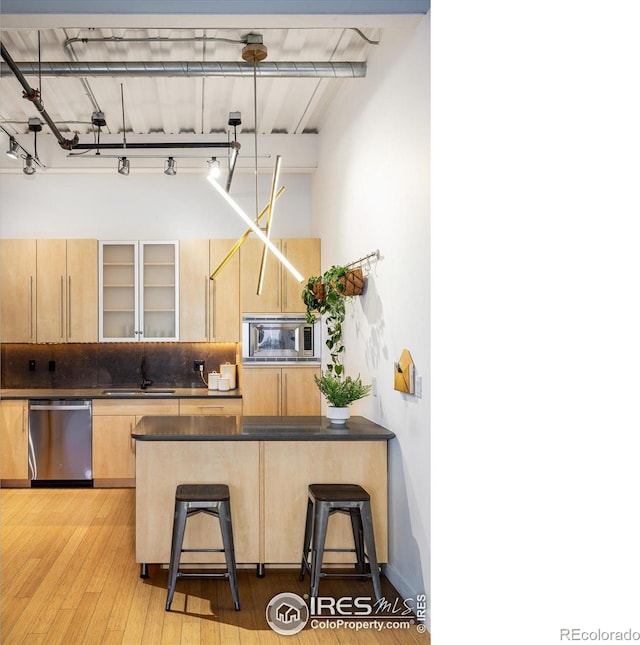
[0,400,28,485]
[240,238,320,313]
[263,441,388,563]
[0,239,97,343]
[0,240,36,342]
[37,239,98,343]
[241,366,320,416]
[179,239,240,342]
[135,436,388,566]
[92,398,179,487]
[178,398,242,416]
[91,397,242,486]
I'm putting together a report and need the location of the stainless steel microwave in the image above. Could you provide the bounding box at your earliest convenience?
[242,314,321,363]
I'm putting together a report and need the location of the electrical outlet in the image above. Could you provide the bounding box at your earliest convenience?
[193,360,205,372]
[372,376,378,397]
[29,360,36,372]
[48,360,56,372]
[415,375,423,398]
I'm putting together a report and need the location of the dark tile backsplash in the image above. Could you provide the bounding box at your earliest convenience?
[0,342,238,389]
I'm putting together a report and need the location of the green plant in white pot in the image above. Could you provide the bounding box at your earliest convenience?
[314,371,372,425]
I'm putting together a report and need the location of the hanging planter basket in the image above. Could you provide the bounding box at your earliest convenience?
[312,281,326,301]
[339,268,365,296]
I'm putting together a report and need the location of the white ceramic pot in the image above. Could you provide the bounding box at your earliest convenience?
[207,372,219,390]
[326,406,351,425]
[218,377,230,391]
[220,362,236,389]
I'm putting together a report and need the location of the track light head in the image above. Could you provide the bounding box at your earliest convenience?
[164,157,177,176]
[207,157,221,179]
[23,155,36,175]
[118,157,130,175]
[6,137,19,160]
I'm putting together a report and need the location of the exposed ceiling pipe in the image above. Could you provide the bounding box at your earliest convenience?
[0,60,367,79]
[0,41,79,151]
[64,35,246,50]
[61,28,379,49]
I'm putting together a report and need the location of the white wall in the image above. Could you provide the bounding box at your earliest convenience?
[311,14,430,623]
[0,170,311,239]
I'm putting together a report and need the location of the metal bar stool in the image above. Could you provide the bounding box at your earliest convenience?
[165,484,240,611]
[299,483,382,601]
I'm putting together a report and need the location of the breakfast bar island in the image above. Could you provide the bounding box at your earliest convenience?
[131,415,395,576]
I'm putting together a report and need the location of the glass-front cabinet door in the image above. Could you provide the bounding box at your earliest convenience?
[99,241,178,342]
[141,242,178,340]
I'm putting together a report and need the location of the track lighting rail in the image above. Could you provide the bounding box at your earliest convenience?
[70,141,236,151]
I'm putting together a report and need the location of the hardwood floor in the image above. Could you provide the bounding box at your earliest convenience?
[1,488,429,644]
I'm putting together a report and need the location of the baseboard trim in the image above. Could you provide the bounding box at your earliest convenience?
[93,478,135,488]
[0,479,30,488]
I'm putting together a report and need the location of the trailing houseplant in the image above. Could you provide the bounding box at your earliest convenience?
[301,265,365,376]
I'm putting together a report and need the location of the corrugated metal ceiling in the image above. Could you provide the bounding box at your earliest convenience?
[0,26,374,139]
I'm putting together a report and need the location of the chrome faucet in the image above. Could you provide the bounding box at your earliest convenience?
[140,356,153,390]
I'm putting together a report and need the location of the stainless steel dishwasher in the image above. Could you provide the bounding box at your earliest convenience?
[28,399,93,487]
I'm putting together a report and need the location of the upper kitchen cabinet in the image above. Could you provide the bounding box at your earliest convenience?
[179,239,240,342]
[0,239,97,343]
[37,239,98,343]
[240,238,320,314]
[99,241,179,342]
[0,239,36,342]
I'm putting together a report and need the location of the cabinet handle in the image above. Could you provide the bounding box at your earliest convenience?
[282,242,287,308]
[277,371,282,415]
[60,276,64,338]
[29,276,34,340]
[67,275,71,338]
[283,372,288,414]
[204,276,209,339]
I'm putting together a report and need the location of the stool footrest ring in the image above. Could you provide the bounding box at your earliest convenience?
[177,571,230,579]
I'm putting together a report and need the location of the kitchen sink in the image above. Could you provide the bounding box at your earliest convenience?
[101,388,176,396]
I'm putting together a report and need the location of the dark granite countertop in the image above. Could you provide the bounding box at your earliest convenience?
[131,415,395,441]
[0,388,241,400]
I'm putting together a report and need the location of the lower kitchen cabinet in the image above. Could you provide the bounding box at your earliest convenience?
[178,398,242,415]
[92,399,179,487]
[92,415,136,485]
[241,366,320,416]
[134,432,389,567]
[263,441,388,563]
[0,400,29,486]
